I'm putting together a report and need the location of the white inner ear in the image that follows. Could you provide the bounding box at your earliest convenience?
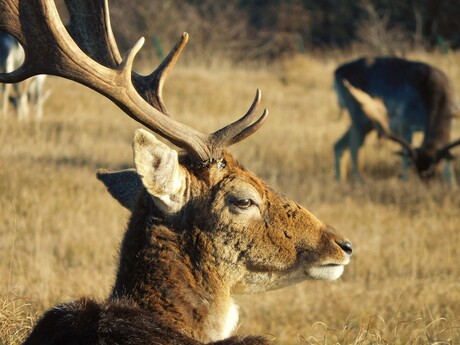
[133,129,187,214]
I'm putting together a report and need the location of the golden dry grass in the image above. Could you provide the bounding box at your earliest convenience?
[1,50,460,344]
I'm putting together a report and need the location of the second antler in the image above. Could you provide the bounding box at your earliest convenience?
[0,0,267,164]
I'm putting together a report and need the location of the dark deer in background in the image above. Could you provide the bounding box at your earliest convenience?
[333,57,460,184]
[0,1,352,344]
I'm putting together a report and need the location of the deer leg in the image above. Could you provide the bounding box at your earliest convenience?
[334,128,351,181]
[1,82,11,116]
[399,130,413,181]
[16,92,29,120]
[399,156,411,181]
[28,75,48,121]
[15,80,31,120]
[348,125,369,183]
[443,161,457,188]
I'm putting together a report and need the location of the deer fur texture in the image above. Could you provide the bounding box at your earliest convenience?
[23,129,352,345]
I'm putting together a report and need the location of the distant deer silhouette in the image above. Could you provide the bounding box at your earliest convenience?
[0,1,353,344]
[333,57,460,183]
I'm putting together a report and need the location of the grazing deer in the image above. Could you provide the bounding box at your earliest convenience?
[0,31,48,120]
[333,57,460,183]
[0,1,353,344]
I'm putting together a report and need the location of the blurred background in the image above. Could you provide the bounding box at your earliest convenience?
[102,0,460,62]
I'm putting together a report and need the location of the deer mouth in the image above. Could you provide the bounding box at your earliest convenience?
[231,251,352,294]
[307,258,350,281]
[307,264,345,281]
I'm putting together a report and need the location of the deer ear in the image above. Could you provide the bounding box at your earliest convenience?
[132,129,187,214]
[96,169,141,211]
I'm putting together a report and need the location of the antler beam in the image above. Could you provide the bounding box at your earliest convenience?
[0,0,267,164]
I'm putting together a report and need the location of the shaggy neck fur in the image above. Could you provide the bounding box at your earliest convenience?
[110,188,237,343]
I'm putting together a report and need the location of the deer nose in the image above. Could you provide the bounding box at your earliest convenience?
[336,240,353,256]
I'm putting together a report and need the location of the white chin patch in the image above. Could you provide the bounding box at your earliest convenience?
[308,265,344,280]
[222,302,239,338]
[205,301,239,342]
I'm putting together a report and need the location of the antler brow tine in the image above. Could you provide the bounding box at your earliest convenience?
[120,37,145,80]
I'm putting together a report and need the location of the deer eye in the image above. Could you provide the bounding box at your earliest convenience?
[233,198,255,209]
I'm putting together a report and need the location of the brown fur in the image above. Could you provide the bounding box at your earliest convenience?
[24,149,352,345]
[23,298,268,345]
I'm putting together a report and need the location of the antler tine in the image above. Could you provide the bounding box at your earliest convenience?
[211,89,267,147]
[437,137,460,160]
[133,33,189,115]
[343,79,416,160]
[228,109,269,146]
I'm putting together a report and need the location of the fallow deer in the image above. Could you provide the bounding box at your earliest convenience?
[333,57,460,183]
[0,31,48,120]
[0,1,353,344]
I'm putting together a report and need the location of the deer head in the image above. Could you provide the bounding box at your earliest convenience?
[1,1,352,343]
[98,128,352,290]
[96,126,352,341]
[343,80,460,181]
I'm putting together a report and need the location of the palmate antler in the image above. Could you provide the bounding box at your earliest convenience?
[343,79,460,163]
[0,0,267,165]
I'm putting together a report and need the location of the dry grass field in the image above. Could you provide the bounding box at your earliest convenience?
[1,50,460,344]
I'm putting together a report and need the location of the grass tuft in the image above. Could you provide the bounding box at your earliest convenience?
[0,294,38,345]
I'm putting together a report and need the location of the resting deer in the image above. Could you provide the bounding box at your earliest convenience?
[333,57,460,183]
[0,1,353,344]
[0,31,48,120]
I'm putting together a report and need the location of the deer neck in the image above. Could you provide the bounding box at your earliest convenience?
[110,190,237,342]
